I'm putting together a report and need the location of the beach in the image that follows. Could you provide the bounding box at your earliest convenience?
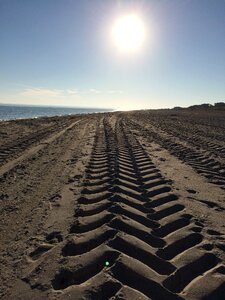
[0,110,225,299]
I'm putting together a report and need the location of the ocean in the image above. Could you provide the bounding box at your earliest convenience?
[0,104,112,121]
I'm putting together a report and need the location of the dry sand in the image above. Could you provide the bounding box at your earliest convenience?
[0,110,225,299]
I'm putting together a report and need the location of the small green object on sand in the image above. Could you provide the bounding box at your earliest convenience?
[105,261,110,267]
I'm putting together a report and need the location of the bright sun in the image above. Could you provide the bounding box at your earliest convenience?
[111,14,146,53]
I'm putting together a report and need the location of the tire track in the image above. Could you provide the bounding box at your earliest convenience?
[47,117,223,299]
[0,120,71,166]
[0,120,81,179]
[126,117,225,189]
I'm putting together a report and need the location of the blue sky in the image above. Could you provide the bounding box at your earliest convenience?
[0,0,225,109]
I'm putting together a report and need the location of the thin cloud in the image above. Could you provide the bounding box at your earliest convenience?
[89,88,101,94]
[21,88,64,97]
[89,88,124,94]
[108,90,124,94]
[21,87,124,98]
[67,89,78,95]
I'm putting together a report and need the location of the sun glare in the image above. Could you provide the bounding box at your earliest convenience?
[111,14,146,53]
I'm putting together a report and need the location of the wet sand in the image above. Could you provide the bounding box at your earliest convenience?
[0,110,225,299]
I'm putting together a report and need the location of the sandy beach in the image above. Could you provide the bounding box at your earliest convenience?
[0,110,225,299]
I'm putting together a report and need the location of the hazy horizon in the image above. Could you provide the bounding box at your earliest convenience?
[1,0,225,110]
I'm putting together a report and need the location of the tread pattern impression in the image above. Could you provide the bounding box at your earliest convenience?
[50,118,223,299]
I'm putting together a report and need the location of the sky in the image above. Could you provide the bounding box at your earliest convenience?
[0,0,225,110]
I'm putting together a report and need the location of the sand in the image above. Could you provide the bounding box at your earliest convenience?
[0,110,225,299]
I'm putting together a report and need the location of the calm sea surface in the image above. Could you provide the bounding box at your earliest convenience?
[0,104,112,121]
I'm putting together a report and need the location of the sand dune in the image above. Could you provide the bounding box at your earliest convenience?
[0,111,225,299]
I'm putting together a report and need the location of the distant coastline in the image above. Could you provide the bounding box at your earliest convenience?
[173,102,225,111]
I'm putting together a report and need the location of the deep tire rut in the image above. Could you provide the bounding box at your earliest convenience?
[126,118,225,189]
[45,117,224,299]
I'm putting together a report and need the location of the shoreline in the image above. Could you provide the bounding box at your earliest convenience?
[0,104,114,121]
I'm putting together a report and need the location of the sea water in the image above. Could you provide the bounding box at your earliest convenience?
[0,104,112,121]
